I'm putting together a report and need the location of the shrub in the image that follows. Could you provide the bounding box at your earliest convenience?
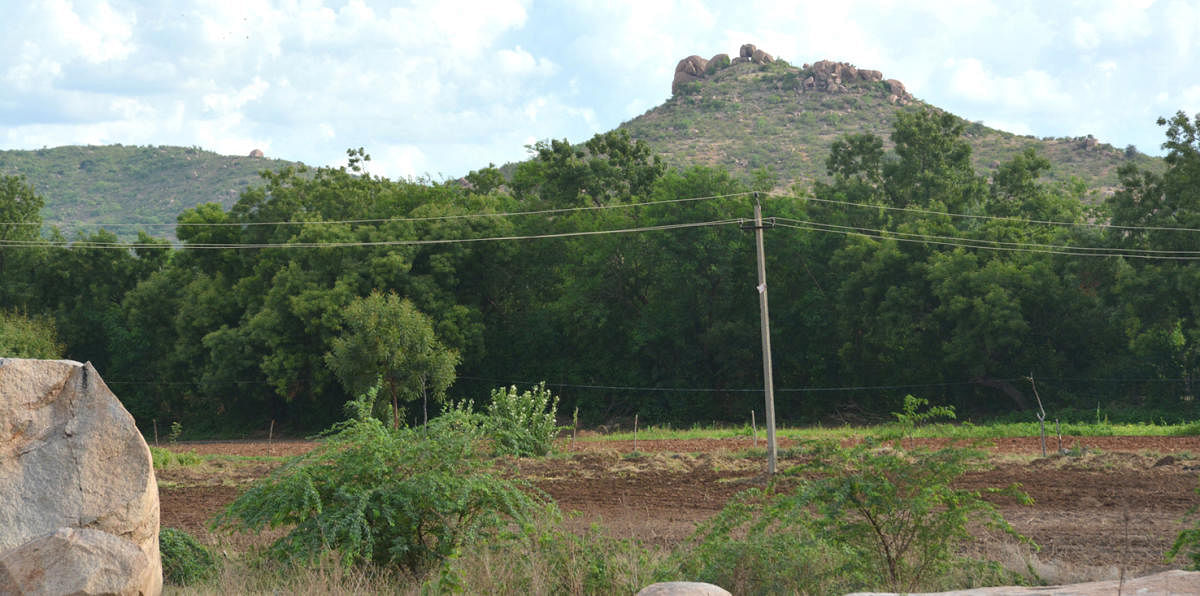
[160,527,218,585]
[0,309,63,359]
[1169,480,1200,568]
[671,441,1033,594]
[148,446,204,470]
[430,514,661,595]
[212,395,548,575]
[483,382,561,457]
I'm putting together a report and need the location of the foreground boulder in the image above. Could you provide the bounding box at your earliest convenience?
[0,527,157,595]
[0,358,161,595]
[637,581,731,595]
[845,569,1200,595]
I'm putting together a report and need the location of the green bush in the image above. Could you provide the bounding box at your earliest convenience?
[483,382,561,457]
[0,309,63,358]
[160,527,218,586]
[671,441,1033,594]
[212,397,547,575]
[426,514,660,595]
[1169,478,1200,568]
[148,446,204,470]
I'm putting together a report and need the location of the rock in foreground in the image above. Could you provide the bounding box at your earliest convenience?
[846,569,1200,595]
[637,581,732,595]
[0,358,161,595]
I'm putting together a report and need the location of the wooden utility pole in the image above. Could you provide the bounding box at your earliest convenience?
[749,193,778,475]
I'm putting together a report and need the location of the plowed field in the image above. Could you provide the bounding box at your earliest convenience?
[158,435,1200,583]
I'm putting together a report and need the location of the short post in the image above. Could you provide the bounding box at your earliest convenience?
[153,419,159,447]
[752,410,758,448]
[1029,374,1047,457]
[268,419,275,457]
[633,414,639,454]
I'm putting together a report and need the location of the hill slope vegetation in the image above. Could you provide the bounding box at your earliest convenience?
[620,51,1161,193]
[0,144,299,239]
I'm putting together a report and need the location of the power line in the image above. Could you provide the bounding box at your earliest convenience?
[774,219,1200,260]
[0,218,742,250]
[1,191,755,228]
[788,193,1200,234]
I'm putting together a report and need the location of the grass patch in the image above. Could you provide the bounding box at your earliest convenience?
[577,419,1200,444]
[149,445,205,470]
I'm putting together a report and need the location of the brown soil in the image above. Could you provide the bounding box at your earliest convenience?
[160,435,1200,582]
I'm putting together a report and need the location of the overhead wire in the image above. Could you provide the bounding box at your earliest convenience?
[773,218,1200,260]
[786,192,1200,234]
[0,218,743,249]
[1,190,755,228]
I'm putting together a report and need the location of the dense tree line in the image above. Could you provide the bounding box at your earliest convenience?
[3,111,1200,432]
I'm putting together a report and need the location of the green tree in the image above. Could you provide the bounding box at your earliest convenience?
[0,309,64,358]
[0,175,45,306]
[884,107,984,214]
[511,130,665,207]
[326,291,459,428]
[1104,111,1200,403]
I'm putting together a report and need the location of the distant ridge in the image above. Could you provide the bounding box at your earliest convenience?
[0,144,301,240]
[622,44,1162,194]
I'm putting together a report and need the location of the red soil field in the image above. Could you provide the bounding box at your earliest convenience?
[158,435,1200,581]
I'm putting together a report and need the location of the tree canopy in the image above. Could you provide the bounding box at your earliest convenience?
[4,110,1200,431]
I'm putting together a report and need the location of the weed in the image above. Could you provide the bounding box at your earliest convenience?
[161,527,218,586]
[672,440,1035,594]
[212,400,547,574]
[149,445,204,470]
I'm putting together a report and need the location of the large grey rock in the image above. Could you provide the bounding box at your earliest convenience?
[0,358,161,595]
[0,527,157,595]
[672,55,710,94]
[637,581,731,596]
[845,569,1200,595]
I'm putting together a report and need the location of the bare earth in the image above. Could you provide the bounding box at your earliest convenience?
[158,435,1200,583]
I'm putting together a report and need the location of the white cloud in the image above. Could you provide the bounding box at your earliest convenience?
[1182,85,1200,116]
[941,58,1073,111]
[202,77,270,114]
[497,46,557,77]
[1072,18,1100,50]
[47,0,137,63]
[1,0,1198,177]
[1165,0,1200,58]
[373,144,429,180]
[1070,0,1156,49]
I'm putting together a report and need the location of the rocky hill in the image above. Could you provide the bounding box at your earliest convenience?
[622,43,1161,194]
[0,144,299,240]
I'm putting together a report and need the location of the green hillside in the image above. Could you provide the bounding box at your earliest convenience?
[620,54,1162,194]
[0,144,300,240]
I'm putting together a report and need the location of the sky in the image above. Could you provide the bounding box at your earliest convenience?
[3,0,1199,181]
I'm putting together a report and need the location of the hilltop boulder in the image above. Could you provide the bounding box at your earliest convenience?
[0,358,161,595]
[669,45,911,102]
[858,69,883,82]
[706,53,730,73]
[673,55,710,94]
